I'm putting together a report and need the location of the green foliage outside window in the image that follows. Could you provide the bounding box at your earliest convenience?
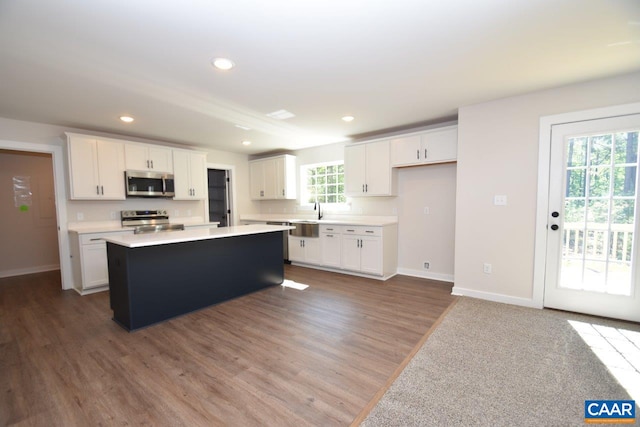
[305,163,346,204]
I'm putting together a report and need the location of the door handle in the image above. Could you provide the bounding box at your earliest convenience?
[551,211,559,218]
[550,224,559,230]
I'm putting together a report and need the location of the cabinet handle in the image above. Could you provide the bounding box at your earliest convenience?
[282,189,285,196]
[150,160,154,169]
[146,160,150,168]
[417,149,420,159]
[96,185,100,195]
[362,184,365,193]
[425,148,428,158]
[365,184,368,192]
[101,186,104,195]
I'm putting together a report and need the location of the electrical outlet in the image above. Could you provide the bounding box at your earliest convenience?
[424,206,430,215]
[483,263,492,274]
[424,261,430,270]
[494,195,507,206]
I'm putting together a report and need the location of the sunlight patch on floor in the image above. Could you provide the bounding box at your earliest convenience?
[281,279,309,290]
[568,320,640,402]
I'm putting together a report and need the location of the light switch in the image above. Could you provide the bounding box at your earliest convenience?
[494,195,507,206]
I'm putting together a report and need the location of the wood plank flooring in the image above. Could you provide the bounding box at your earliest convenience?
[1,265,456,426]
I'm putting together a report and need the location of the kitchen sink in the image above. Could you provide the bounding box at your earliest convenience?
[289,221,319,237]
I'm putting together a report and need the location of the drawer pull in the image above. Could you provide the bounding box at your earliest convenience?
[365,230,374,233]
[346,229,355,232]
[89,238,103,242]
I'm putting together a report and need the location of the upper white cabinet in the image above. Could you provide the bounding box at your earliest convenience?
[391,125,457,167]
[124,143,173,173]
[249,155,296,200]
[344,140,395,196]
[67,133,126,200]
[173,150,207,200]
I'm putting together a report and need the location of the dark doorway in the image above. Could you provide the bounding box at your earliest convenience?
[207,169,230,227]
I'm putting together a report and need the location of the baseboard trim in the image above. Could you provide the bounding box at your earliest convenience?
[451,286,542,309]
[0,264,60,279]
[289,262,396,281]
[397,268,454,283]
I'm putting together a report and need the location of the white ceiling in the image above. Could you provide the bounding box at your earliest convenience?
[0,0,639,154]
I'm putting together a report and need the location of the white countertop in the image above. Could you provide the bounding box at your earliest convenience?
[103,224,294,248]
[68,221,220,234]
[240,214,397,226]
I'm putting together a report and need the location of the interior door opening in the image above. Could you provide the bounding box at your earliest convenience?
[207,168,231,227]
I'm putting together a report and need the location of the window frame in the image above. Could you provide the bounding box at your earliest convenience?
[299,160,348,207]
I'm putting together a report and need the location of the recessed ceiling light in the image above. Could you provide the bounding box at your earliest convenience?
[120,116,134,123]
[266,109,295,120]
[235,124,251,130]
[242,140,252,146]
[342,115,355,122]
[212,57,235,71]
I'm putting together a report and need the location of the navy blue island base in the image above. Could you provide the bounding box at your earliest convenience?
[107,231,284,331]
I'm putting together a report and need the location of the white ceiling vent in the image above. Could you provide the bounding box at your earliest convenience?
[266,109,295,120]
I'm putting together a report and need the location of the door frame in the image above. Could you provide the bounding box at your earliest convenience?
[532,102,640,309]
[206,162,237,226]
[0,138,72,290]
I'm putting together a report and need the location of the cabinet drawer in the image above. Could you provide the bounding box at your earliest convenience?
[80,234,107,245]
[320,224,343,234]
[342,226,382,236]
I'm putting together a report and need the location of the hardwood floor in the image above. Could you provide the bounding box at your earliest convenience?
[1,266,456,426]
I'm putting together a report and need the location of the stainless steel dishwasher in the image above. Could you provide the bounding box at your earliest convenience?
[266,221,290,263]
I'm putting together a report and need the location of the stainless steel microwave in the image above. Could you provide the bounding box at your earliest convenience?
[125,170,175,198]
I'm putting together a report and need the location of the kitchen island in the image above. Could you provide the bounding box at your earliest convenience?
[103,224,293,331]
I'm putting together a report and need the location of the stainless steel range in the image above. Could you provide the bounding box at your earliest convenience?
[121,209,185,234]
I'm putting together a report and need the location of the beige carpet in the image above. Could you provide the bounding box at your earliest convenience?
[361,297,640,426]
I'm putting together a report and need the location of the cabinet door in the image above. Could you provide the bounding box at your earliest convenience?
[81,243,109,289]
[148,147,173,173]
[344,144,366,196]
[262,158,277,199]
[288,236,305,262]
[96,140,125,199]
[172,150,191,199]
[304,238,322,265]
[421,127,457,164]
[249,160,265,199]
[124,144,149,170]
[68,136,100,199]
[364,140,391,195]
[359,235,383,275]
[341,235,361,271]
[321,233,341,268]
[390,135,421,166]
[189,152,207,199]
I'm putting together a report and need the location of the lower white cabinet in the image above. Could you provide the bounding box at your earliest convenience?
[341,227,383,276]
[290,223,398,280]
[321,225,342,268]
[288,236,321,265]
[70,230,133,295]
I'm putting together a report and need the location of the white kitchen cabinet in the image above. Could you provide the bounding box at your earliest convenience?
[173,150,207,200]
[288,235,321,265]
[320,224,342,268]
[125,143,173,173]
[67,134,126,200]
[344,140,395,196]
[341,227,383,275]
[69,230,133,295]
[391,126,457,167]
[249,155,296,200]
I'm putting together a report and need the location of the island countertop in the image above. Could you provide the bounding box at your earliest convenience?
[102,224,294,248]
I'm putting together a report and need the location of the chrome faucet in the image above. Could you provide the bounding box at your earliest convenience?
[314,202,323,220]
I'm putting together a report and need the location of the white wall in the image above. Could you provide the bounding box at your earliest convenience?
[0,150,60,276]
[453,71,640,305]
